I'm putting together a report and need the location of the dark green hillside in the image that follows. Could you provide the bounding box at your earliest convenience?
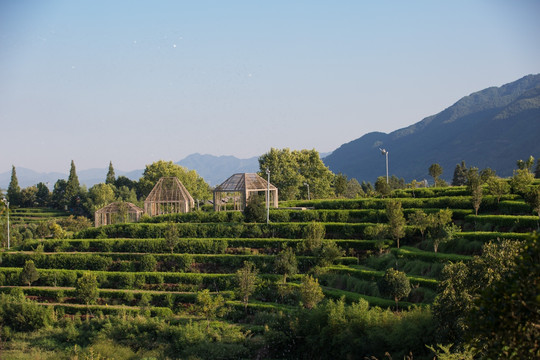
[324,74,540,182]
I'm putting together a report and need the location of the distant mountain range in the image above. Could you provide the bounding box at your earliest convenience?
[323,74,540,183]
[2,74,538,189]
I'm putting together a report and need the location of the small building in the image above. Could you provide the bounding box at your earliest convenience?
[94,202,143,227]
[213,173,278,212]
[144,177,195,216]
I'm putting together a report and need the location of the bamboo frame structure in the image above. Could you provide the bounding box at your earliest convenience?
[144,177,195,216]
[94,202,143,227]
[213,173,278,212]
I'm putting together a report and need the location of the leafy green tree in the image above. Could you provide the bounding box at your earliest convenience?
[35,182,51,207]
[486,176,509,203]
[466,233,539,359]
[433,239,522,345]
[274,246,298,283]
[7,165,21,206]
[525,186,540,228]
[236,261,258,312]
[364,223,389,253]
[303,221,325,252]
[316,241,344,267]
[115,185,138,203]
[20,260,39,286]
[427,209,458,253]
[509,168,534,195]
[76,272,99,306]
[333,173,348,198]
[516,155,535,172]
[20,186,38,207]
[386,200,406,248]
[389,175,406,190]
[378,268,411,310]
[244,194,265,223]
[299,275,324,309]
[466,168,483,216]
[138,160,211,201]
[51,179,68,210]
[85,183,116,214]
[0,292,53,331]
[164,222,179,253]
[452,161,468,186]
[374,176,391,197]
[408,209,430,241]
[479,167,496,182]
[106,161,116,184]
[296,149,334,199]
[429,163,443,186]
[195,289,226,324]
[344,178,364,198]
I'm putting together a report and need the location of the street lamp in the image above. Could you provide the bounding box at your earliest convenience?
[2,198,9,250]
[266,168,271,225]
[304,182,310,200]
[379,148,389,184]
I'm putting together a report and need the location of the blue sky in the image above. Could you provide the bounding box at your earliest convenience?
[1,0,539,173]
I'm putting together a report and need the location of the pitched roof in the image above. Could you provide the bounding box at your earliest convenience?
[214,173,277,192]
[95,202,143,214]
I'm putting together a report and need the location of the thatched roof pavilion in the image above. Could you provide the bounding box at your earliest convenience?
[94,202,143,227]
[144,177,195,216]
[213,173,278,211]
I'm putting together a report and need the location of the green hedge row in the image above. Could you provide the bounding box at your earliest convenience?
[325,265,438,290]
[76,222,389,240]
[0,286,234,308]
[281,195,516,211]
[0,267,288,291]
[0,252,358,273]
[44,303,174,318]
[321,286,415,308]
[389,247,472,263]
[457,231,531,242]
[498,201,533,215]
[20,238,382,254]
[140,211,245,224]
[464,215,539,232]
[270,208,473,223]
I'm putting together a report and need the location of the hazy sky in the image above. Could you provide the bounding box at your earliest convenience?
[1,0,539,173]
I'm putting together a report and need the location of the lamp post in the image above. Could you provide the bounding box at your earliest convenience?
[2,198,9,250]
[266,168,270,225]
[379,148,389,184]
[304,182,310,200]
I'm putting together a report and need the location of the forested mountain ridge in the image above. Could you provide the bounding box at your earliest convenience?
[323,74,540,183]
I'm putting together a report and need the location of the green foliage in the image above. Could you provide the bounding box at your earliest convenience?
[20,260,39,286]
[303,221,325,251]
[333,173,348,197]
[429,163,443,185]
[164,222,179,253]
[408,209,430,240]
[243,194,266,223]
[466,168,483,215]
[510,168,534,195]
[486,176,510,203]
[7,165,22,206]
[375,176,391,197]
[299,275,324,309]
[106,161,116,184]
[195,289,226,321]
[139,254,157,272]
[378,268,411,310]
[138,160,211,201]
[235,261,258,311]
[0,292,53,331]
[452,161,468,186]
[76,272,99,305]
[274,246,298,283]
[344,178,365,198]
[258,148,334,200]
[386,199,406,248]
[466,233,539,359]
[315,241,345,267]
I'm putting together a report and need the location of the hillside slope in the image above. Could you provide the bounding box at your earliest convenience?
[324,74,540,183]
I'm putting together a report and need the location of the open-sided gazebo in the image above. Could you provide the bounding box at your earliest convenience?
[213,173,278,212]
[144,177,195,216]
[94,202,143,227]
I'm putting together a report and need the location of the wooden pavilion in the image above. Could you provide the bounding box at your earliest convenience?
[213,173,278,212]
[144,177,195,216]
[94,202,143,227]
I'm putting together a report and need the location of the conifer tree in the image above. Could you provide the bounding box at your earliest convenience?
[65,160,80,209]
[7,165,21,206]
[452,161,468,186]
[106,161,116,184]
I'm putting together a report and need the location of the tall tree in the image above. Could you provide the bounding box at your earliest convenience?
[299,275,324,309]
[20,260,39,286]
[106,161,116,184]
[344,178,364,198]
[76,272,99,306]
[35,182,51,207]
[51,179,68,210]
[236,261,258,312]
[386,200,406,248]
[467,168,483,216]
[452,161,468,186]
[429,163,443,187]
[20,186,38,207]
[138,160,211,201]
[274,246,298,283]
[333,173,348,198]
[378,268,411,310]
[516,155,535,172]
[65,160,81,210]
[375,176,391,197]
[7,165,21,206]
[486,177,510,203]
